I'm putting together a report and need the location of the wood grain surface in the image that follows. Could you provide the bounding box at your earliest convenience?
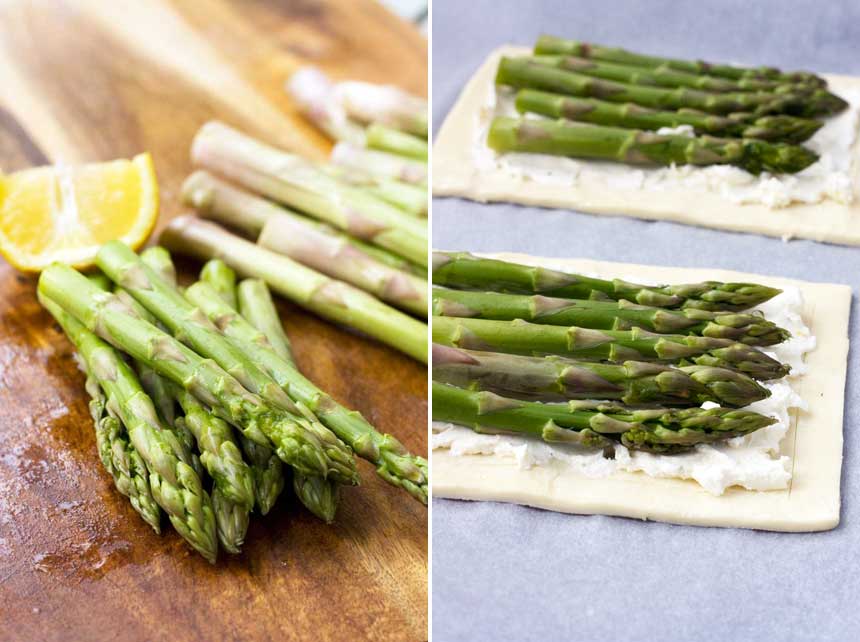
[0,1,428,640]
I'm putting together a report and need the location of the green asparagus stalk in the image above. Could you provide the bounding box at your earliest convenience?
[237,279,294,364]
[487,116,818,175]
[237,278,341,520]
[432,287,790,346]
[192,261,287,515]
[433,381,777,454]
[534,35,827,87]
[433,343,770,407]
[190,121,427,267]
[182,170,427,272]
[160,216,429,363]
[184,280,428,504]
[209,273,338,522]
[39,292,218,562]
[40,262,354,485]
[84,373,162,532]
[322,165,427,217]
[96,241,358,484]
[178,173,429,314]
[200,259,238,309]
[530,54,802,93]
[514,89,822,144]
[334,78,429,137]
[365,123,429,160]
[238,434,284,516]
[433,316,789,381]
[330,142,427,185]
[496,57,844,118]
[257,215,427,316]
[432,251,781,311]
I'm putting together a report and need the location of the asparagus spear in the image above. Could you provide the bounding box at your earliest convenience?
[334,78,429,137]
[433,316,789,381]
[530,54,799,93]
[432,287,790,346]
[40,263,355,484]
[330,142,427,185]
[172,392,254,554]
[496,57,844,118]
[183,170,427,270]
[432,251,781,311]
[209,268,336,522]
[365,123,429,160]
[184,280,428,504]
[96,241,358,484]
[534,35,827,87]
[190,121,427,267]
[83,372,162,532]
[39,292,218,562]
[200,259,238,309]
[487,117,818,175]
[433,382,776,454]
[160,216,429,363]
[433,344,769,407]
[514,89,822,144]
[237,279,295,364]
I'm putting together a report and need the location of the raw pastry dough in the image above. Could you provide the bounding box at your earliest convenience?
[433,47,860,246]
[432,254,851,532]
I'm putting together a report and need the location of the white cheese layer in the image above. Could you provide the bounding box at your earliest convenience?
[472,79,860,209]
[432,278,813,496]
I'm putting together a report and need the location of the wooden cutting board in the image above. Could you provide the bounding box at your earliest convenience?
[0,1,428,640]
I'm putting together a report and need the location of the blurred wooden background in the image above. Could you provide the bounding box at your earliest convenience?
[0,1,427,640]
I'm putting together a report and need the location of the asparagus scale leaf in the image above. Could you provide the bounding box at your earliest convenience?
[432,251,782,311]
[433,382,776,454]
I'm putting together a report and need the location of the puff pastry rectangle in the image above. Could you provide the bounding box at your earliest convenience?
[433,47,860,246]
[432,254,851,532]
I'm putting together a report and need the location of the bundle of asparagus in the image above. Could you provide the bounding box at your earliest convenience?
[164,121,428,363]
[487,36,848,174]
[432,252,793,454]
[40,244,428,563]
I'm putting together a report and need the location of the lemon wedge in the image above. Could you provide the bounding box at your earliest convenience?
[0,153,158,271]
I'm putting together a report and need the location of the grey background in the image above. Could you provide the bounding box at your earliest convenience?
[431,1,859,641]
